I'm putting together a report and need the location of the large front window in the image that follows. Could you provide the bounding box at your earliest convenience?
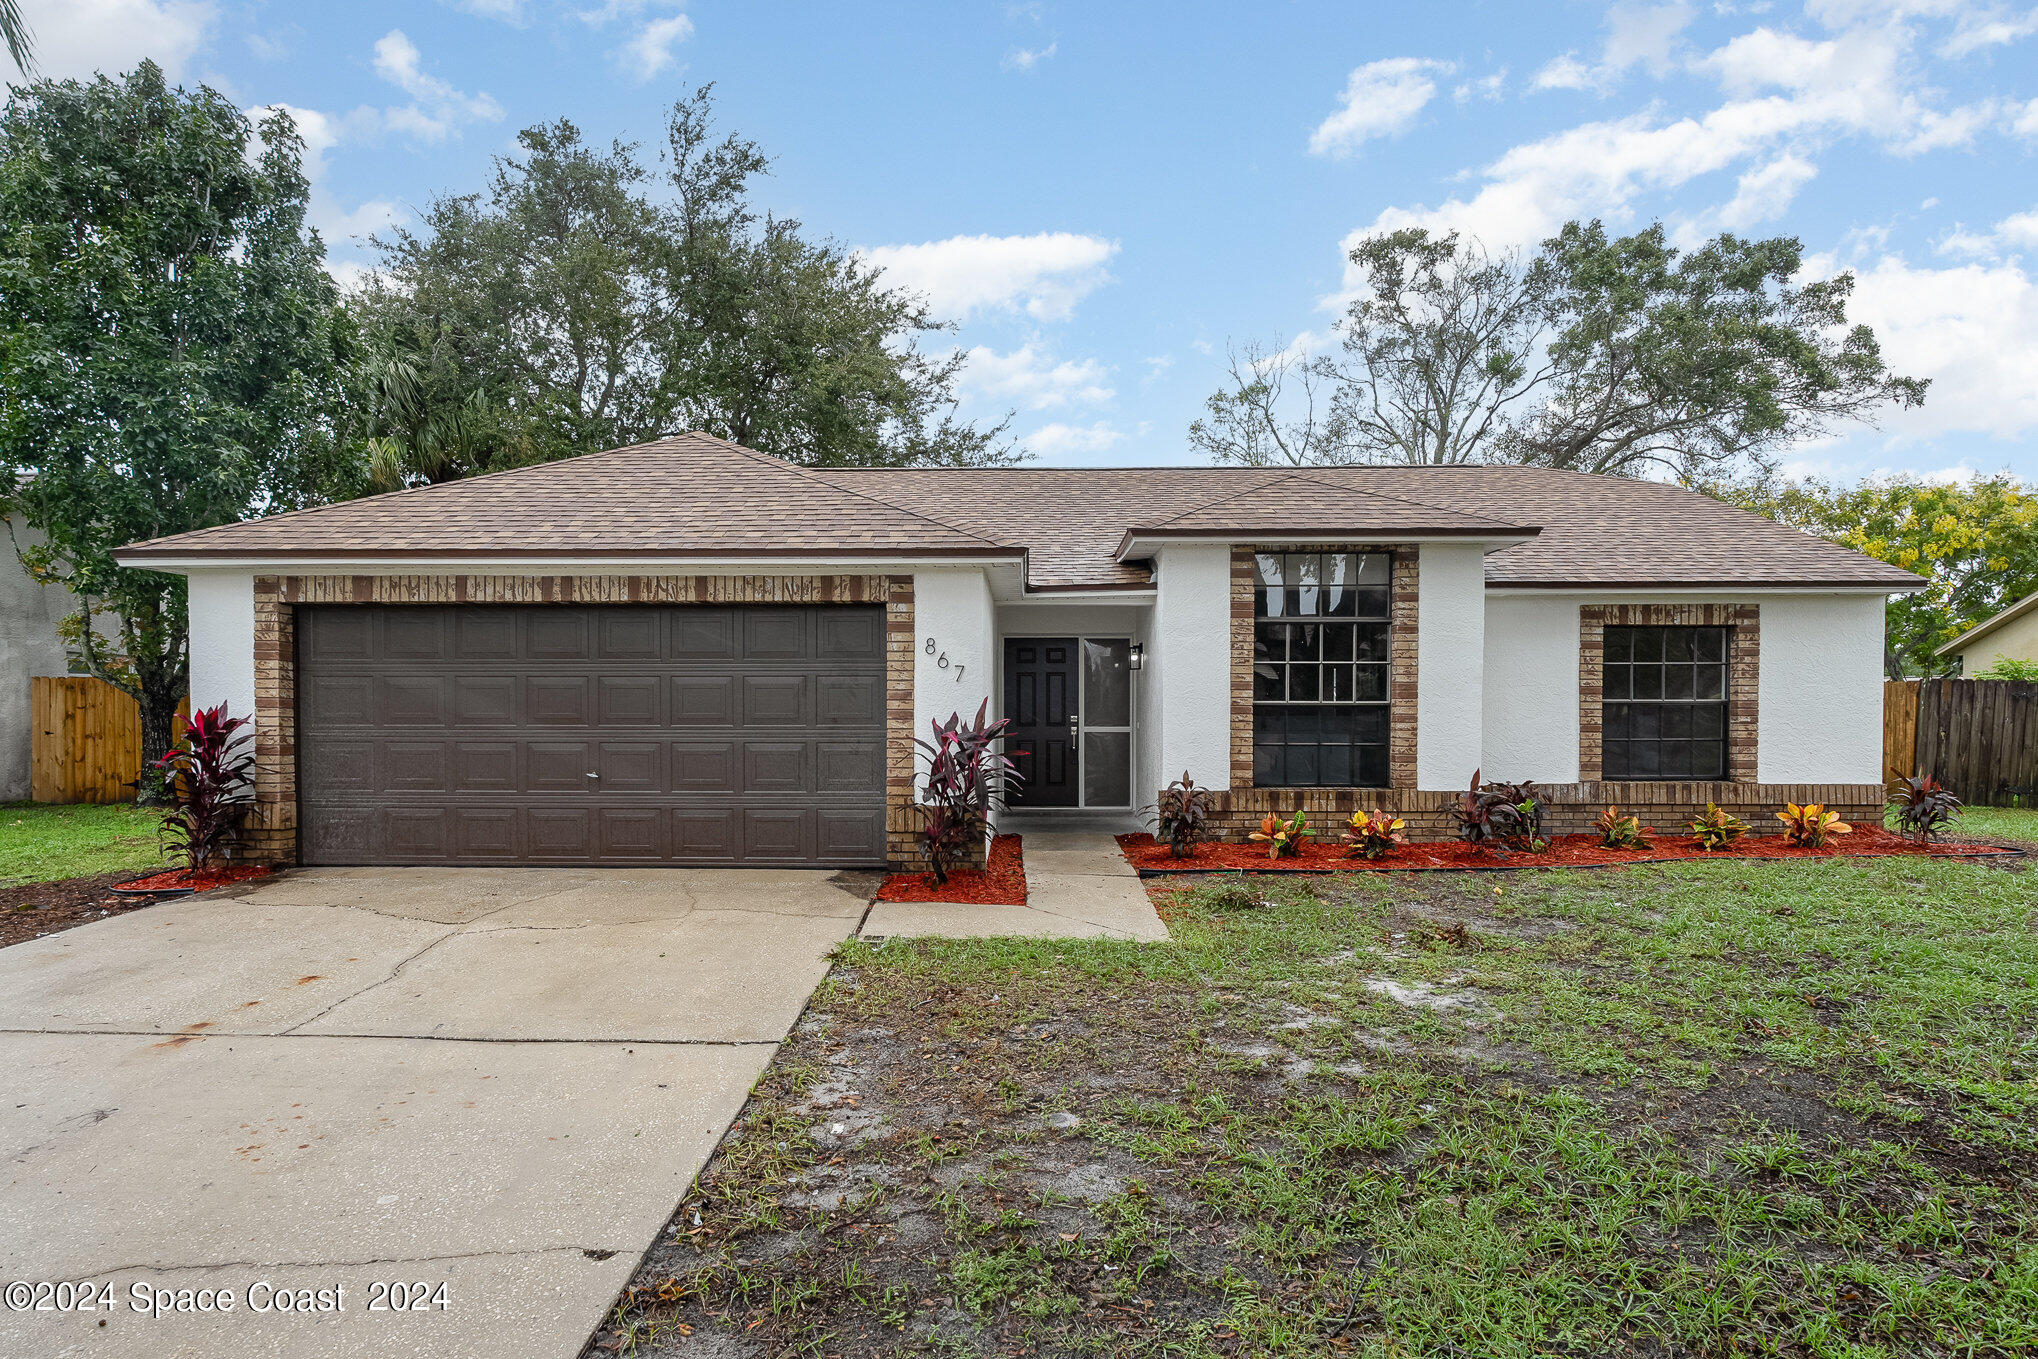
[1252,551,1390,787]
[1602,625,1728,780]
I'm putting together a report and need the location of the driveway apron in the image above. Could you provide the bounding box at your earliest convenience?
[0,866,864,1359]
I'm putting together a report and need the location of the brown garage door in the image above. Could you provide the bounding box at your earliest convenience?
[295,604,887,866]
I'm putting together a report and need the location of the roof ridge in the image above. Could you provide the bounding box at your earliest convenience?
[1131,471,1298,531]
[1280,468,1534,530]
[693,433,1013,550]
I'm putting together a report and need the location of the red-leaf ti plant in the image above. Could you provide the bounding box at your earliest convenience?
[1892,774,1961,843]
[1148,770,1215,859]
[154,702,257,874]
[915,700,1021,885]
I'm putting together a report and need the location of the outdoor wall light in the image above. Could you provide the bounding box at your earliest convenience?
[1129,643,1145,671]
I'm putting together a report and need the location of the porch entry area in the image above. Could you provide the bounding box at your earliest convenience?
[1002,636,1135,811]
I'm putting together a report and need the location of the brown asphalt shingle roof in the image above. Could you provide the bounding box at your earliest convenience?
[118,433,1921,592]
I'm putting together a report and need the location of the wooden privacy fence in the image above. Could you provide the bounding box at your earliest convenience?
[29,676,187,804]
[1885,677,2038,807]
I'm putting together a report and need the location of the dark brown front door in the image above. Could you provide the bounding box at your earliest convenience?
[1004,637,1078,808]
[295,604,886,867]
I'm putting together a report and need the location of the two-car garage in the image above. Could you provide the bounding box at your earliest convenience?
[293,603,889,867]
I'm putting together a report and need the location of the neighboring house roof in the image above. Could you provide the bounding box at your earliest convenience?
[1934,589,2038,658]
[116,432,1925,594]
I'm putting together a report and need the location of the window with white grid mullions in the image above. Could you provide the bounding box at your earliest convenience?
[1251,552,1391,787]
[1602,625,1728,780]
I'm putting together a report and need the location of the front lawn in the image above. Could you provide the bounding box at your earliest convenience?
[0,800,163,888]
[601,853,2038,1358]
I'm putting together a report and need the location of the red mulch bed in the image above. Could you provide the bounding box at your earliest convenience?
[876,834,1027,904]
[1117,827,2017,875]
[1,870,165,948]
[116,864,275,893]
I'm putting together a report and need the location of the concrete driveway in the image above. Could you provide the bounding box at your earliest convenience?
[0,866,867,1359]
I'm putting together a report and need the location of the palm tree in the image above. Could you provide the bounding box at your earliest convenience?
[2,0,33,75]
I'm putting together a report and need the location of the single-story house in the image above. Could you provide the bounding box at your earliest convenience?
[115,433,1922,870]
[1936,589,2038,675]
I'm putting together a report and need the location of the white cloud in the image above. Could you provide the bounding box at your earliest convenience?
[245,30,290,62]
[1535,3,1695,93]
[1716,152,1818,229]
[2016,97,2038,138]
[441,0,530,22]
[620,13,694,80]
[959,344,1113,410]
[861,232,1118,322]
[1309,57,1453,157]
[1001,42,1057,72]
[1142,354,1174,381]
[250,103,407,255]
[1025,421,1125,457]
[372,30,504,138]
[1812,249,2038,441]
[1453,69,1508,102]
[21,0,217,80]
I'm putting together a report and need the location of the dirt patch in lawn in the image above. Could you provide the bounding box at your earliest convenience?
[595,859,2037,1358]
[0,871,171,947]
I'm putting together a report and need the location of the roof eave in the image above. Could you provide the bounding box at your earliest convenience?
[1490,578,1926,593]
[1934,588,2038,656]
[113,546,1028,572]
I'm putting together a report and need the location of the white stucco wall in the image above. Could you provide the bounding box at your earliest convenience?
[1,519,77,800]
[1149,543,1233,790]
[1755,593,1886,784]
[1482,593,1584,783]
[186,572,257,721]
[1415,542,1488,788]
[910,568,996,763]
[1482,591,1890,786]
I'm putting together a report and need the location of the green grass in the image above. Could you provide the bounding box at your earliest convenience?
[0,801,164,887]
[1946,804,2038,843]
[604,852,2038,1358]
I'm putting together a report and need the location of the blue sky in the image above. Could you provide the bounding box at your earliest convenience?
[25,0,2038,479]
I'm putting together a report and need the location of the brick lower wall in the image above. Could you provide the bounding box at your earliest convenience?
[247,572,924,871]
[1197,781,1887,843]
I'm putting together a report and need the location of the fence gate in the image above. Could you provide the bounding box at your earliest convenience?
[29,676,182,803]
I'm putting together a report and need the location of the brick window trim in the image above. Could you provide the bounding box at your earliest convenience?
[1230,545,1418,792]
[1578,603,1759,784]
[244,572,919,869]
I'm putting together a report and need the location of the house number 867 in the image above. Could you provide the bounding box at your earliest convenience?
[923,636,966,683]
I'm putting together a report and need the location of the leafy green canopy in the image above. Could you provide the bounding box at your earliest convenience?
[0,63,354,770]
[356,85,1013,484]
[1720,473,2038,677]
[1193,222,1926,482]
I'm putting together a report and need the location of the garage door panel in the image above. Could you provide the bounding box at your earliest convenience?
[526,675,594,726]
[385,741,449,792]
[454,608,519,659]
[452,741,518,792]
[742,610,809,659]
[741,809,808,860]
[452,675,518,725]
[298,604,885,867]
[454,808,516,858]
[673,741,736,793]
[528,808,594,859]
[816,675,882,726]
[673,610,735,659]
[817,809,884,861]
[599,675,662,726]
[598,741,663,791]
[742,675,809,726]
[672,675,736,725]
[599,610,663,659]
[384,610,449,660]
[526,610,592,659]
[527,741,594,792]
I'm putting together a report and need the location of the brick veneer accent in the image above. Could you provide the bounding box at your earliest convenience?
[1227,544,1419,792]
[1195,781,1885,843]
[245,573,920,869]
[1578,603,1759,783]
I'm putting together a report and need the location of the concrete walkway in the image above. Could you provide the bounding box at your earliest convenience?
[0,866,865,1359]
[860,826,1170,942]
